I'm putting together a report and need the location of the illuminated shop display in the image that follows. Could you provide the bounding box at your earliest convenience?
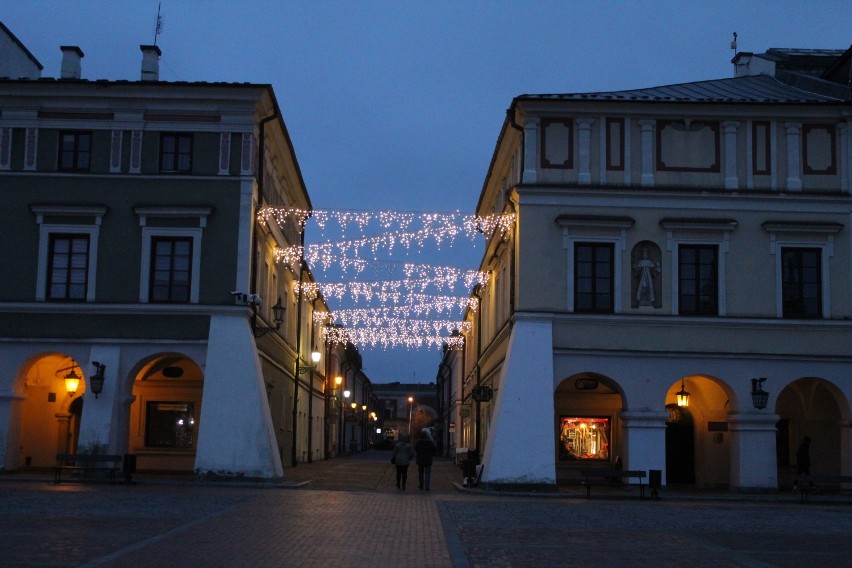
[559,417,610,461]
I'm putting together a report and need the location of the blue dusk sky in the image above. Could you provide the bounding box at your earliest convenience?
[3,1,850,384]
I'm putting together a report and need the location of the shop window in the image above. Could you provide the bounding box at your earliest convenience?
[559,417,610,461]
[145,401,195,448]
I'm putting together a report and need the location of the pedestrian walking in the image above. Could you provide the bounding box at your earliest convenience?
[793,436,814,491]
[391,434,415,490]
[415,429,436,491]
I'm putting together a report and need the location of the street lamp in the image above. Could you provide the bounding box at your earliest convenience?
[64,368,80,395]
[252,297,285,337]
[751,377,769,410]
[676,380,690,407]
[341,390,351,454]
[408,396,414,436]
[298,350,321,374]
[362,404,368,450]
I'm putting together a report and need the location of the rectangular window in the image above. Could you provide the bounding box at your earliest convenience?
[159,133,193,173]
[150,237,192,303]
[574,243,613,313]
[559,417,610,461]
[58,131,92,172]
[47,234,89,301]
[145,402,195,448]
[782,248,821,318]
[678,244,718,315]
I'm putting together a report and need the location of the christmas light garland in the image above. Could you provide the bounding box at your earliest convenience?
[257,207,510,349]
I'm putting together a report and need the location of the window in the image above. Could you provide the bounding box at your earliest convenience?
[58,131,92,172]
[150,237,192,303]
[678,244,718,315]
[782,248,822,318]
[574,243,614,313]
[47,234,89,301]
[559,417,610,461]
[159,133,193,173]
[145,402,195,448]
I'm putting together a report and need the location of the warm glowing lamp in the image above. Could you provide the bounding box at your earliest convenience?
[311,351,321,364]
[676,380,690,407]
[334,376,343,387]
[351,402,357,410]
[64,369,81,395]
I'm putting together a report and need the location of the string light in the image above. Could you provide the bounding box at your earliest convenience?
[258,207,510,349]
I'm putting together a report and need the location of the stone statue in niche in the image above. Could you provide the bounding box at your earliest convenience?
[632,243,661,308]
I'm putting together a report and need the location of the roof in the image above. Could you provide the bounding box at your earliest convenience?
[515,74,846,104]
[0,22,43,71]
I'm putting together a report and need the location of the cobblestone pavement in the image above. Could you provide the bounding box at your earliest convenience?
[1,451,850,567]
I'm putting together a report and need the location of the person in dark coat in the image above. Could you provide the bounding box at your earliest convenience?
[391,434,415,490]
[415,429,436,491]
[793,436,813,491]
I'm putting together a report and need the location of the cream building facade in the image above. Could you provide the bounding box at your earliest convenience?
[459,46,852,491]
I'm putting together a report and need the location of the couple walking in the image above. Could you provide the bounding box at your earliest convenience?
[391,428,436,491]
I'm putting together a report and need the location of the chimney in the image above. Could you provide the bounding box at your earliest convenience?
[140,45,161,81]
[60,46,84,79]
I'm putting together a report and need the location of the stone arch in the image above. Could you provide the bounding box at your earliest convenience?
[12,351,92,470]
[776,377,849,486]
[127,352,204,474]
[665,374,734,489]
[554,372,625,483]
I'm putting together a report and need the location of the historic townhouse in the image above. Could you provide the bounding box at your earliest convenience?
[457,46,852,490]
[0,23,335,478]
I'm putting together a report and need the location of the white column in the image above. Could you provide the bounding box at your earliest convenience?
[24,127,37,170]
[785,122,802,191]
[109,130,123,173]
[0,392,25,470]
[839,121,849,194]
[577,118,593,184]
[728,413,779,491]
[723,121,739,189]
[639,120,655,186]
[195,313,284,478]
[0,127,11,170]
[218,132,231,175]
[129,130,143,174]
[240,132,254,175]
[76,346,123,454]
[620,410,668,484]
[480,315,555,486]
[522,118,538,184]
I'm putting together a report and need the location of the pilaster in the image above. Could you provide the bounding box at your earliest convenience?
[728,413,780,491]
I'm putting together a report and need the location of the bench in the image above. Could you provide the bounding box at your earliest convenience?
[580,469,647,499]
[794,474,852,503]
[54,453,124,484]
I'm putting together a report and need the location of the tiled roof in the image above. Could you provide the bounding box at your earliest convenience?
[516,74,845,104]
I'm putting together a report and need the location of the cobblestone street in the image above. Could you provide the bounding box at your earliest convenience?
[1,451,850,567]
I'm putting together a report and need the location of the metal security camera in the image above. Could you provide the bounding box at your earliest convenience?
[248,294,262,306]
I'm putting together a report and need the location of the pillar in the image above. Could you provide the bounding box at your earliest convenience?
[620,410,669,484]
[480,315,555,487]
[729,413,779,492]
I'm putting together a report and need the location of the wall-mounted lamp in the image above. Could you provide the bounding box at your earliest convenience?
[253,297,285,337]
[751,377,769,410]
[64,368,81,395]
[676,380,690,407]
[298,350,321,374]
[90,361,106,398]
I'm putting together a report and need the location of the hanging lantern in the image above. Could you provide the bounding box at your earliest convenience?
[676,380,690,407]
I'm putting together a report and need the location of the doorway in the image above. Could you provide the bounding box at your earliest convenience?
[666,404,695,484]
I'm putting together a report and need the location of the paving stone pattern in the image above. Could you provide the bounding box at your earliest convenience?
[0,451,850,567]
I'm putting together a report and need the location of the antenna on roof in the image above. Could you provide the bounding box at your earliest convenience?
[153,2,163,45]
[730,32,737,54]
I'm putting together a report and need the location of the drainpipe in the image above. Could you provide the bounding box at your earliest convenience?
[473,285,483,455]
[251,112,279,326]
[291,230,306,467]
